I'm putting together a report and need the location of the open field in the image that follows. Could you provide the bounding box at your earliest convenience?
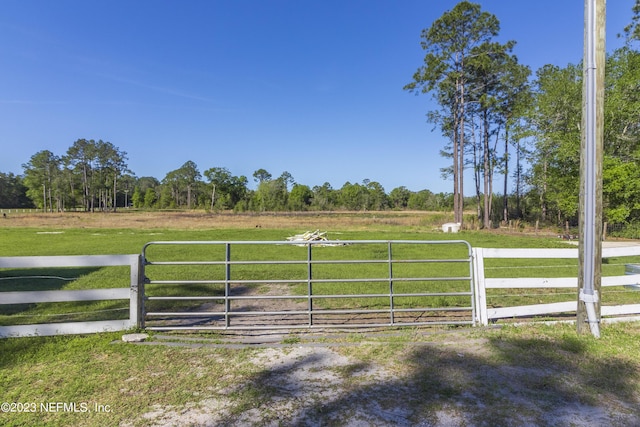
[0,210,452,231]
[0,209,578,254]
[0,209,565,236]
[2,210,639,327]
[2,211,640,426]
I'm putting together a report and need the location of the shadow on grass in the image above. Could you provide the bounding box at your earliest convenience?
[0,267,101,292]
[0,267,103,321]
[2,325,640,426]
[212,330,640,426]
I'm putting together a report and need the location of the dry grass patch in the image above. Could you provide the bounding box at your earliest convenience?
[1,210,447,231]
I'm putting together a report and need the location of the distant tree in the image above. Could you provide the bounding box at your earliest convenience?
[528,63,582,223]
[254,179,287,211]
[119,173,136,208]
[137,176,161,194]
[203,167,248,210]
[162,161,201,208]
[389,186,411,209]
[405,1,501,225]
[143,187,158,208]
[407,190,453,211]
[278,171,295,191]
[339,182,367,210]
[228,175,249,209]
[522,45,640,227]
[131,187,143,208]
[497,56,531,222]
[311,182,336,210]
[134,176,160,208]
[465,39,525,227]
[288,184,312,211]
[250,170,294,211]
[95,140,128,211]
[407,190,431,210]
[60,139,128,212]
[180,161,201,209]
[431,192,455,211]
[253,169,272,184]
[157,180,176,208]
[204,167,233,210]
[58,157,79,210]
[161,169,182,208]
[0,172,32,208]
[22,150,60,211]
[364,180,388,210]
[65,139,98,211]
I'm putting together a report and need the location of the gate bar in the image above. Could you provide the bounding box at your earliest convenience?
[141,240,475,330]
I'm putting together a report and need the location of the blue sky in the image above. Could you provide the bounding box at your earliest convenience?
[0,0,635,194]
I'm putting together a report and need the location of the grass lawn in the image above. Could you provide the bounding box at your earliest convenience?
[0,213,573,327]
[1,323,640,426]
[1,211,640,425]
[2,211,639,326]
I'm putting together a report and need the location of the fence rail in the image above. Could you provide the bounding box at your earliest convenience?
[473,246,640,325]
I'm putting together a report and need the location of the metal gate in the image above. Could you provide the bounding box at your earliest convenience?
[140,240,475,331]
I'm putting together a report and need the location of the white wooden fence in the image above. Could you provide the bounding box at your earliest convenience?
[0,255,143,338]
[473,246,640,326]
[2,245,640,338]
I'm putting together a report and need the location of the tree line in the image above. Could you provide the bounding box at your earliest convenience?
[2,139,454,212]
[2,1,640,229]
[405,1,640,228]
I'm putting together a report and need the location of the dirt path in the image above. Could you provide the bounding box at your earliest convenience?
[144,282,473,331]
[123,328,640,427]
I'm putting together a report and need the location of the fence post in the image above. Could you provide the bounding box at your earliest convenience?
[130,254,145,329]
[472,248,488,326]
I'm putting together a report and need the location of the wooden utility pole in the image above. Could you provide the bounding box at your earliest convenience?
[577,0,605,337]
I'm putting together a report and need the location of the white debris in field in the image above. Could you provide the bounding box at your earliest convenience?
[286,230,345,246]
[287,229,327,241]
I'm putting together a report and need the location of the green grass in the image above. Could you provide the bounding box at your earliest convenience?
[2,226,640,326]
[0,266,132,326]
[139,240,476,321]
[0,226,567,257]
[0,323,639,426]
[1,223,640,424]
[0,331,264,427]
[483,253,640,309]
